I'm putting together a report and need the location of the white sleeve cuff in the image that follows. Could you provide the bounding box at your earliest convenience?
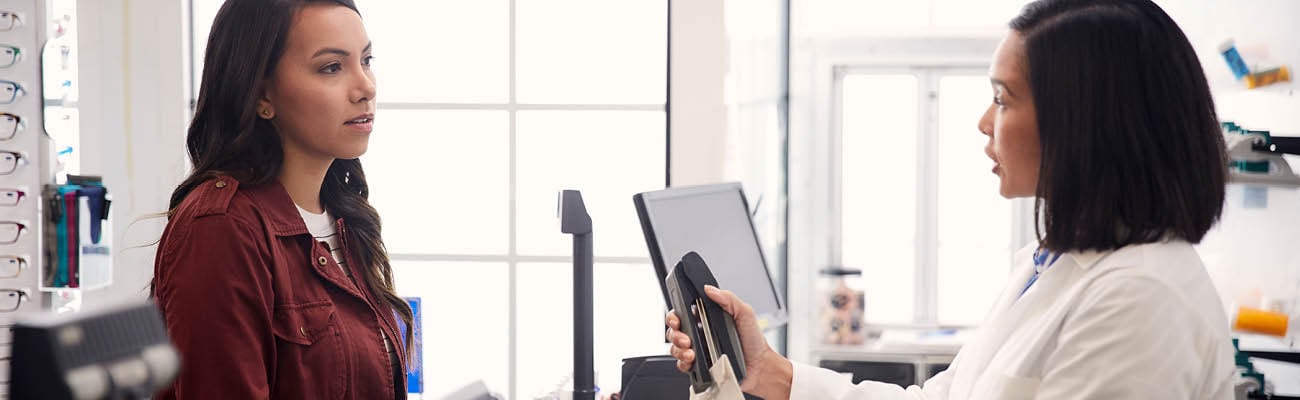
[790,361,917,400]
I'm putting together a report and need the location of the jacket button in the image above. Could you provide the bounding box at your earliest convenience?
[215,181,227,189]
[317,256,328,266]
[299,326,307,337]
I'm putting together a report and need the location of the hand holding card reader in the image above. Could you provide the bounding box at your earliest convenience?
[666,251,746,394]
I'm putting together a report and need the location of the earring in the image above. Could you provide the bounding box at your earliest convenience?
[261,109,272,118]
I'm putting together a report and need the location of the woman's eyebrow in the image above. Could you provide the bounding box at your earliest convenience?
[990,78,1015,97]
[312,42,372,58]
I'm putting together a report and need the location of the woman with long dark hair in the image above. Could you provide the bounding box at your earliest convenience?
[151,0,411,398]
[667,0,1236,398]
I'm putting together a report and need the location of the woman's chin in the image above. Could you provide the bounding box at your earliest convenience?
[334,145,369,161]
[999,184,1036,199]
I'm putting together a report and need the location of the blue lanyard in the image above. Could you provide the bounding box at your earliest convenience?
[1019,248,1061,298]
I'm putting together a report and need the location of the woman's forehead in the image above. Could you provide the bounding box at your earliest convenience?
[989,33,1028,90]
[283,3,369,55]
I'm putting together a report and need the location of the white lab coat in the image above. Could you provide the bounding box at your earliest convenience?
[792,240,1237,399]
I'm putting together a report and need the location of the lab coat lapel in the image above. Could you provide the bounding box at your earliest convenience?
[949,245,1081,399]
[947,244,1037,398]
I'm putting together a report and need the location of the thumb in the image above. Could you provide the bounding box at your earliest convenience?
[704,285,739,317]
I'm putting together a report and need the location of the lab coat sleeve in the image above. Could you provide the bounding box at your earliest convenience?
[790,361,952,400]
[1035,273,1232,400]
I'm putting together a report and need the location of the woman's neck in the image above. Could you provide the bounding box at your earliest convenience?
[278,147,332,214]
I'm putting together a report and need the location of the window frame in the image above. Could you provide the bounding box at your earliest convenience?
[829,58,1035,330]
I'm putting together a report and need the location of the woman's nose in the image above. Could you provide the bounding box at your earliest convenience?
[977,103,995,137]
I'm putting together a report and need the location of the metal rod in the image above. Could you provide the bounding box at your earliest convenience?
[572,231,595,400]
[558,190,595,400]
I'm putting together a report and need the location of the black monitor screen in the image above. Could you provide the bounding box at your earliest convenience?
[634,183,786,327]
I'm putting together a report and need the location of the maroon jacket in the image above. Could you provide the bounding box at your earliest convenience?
[152,176,406,399]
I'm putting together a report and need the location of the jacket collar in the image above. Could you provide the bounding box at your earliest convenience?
[1065,250,1107,271]
[239,179,317,237]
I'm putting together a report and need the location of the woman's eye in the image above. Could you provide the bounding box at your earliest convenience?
[362,56,374,67]
[320,63,342,73]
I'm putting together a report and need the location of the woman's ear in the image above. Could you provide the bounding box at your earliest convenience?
[257,84,276,120]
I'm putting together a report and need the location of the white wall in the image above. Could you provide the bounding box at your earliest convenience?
[78,0,188,310]
[1162,0,1300,315]
[668,0,729,187]
[1159,0,1300,132]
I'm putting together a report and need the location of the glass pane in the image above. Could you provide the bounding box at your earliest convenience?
[725,102,787,292]
[514,111,665,257]
[516,263,666,398]
[516,0,666,104]
[723,0,787,102]
[592,264,669,393]
[721,0,789,307]
[931,0,1033,29]
[797,0,927,36]
[191,0,222,101]
[392,261,509,397]
[839,74,918,325]
[365,110,509,255]
[361,0,508,103]
[936,75,1014,326]
[515,263,571,399]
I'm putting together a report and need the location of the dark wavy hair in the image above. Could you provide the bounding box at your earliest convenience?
[167,0,414,357]
[1011,0,1227,252]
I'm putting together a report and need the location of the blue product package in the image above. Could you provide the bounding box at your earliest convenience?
[52,185,81,287]
[1220,40,1250,80]
[399,297,423,395]
[76,185,107,244]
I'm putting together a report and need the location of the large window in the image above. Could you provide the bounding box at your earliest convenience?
[191,1,667,398]
[800,0,1033,36]
[835,68,1029,328]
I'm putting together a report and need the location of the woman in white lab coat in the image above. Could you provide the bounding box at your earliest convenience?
[666,0,1238,398]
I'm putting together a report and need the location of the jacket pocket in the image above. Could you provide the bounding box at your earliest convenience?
[271,301,345,399]
[272,301,335,345]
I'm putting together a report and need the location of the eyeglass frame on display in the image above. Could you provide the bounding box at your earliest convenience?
[0,150,27,175]
[0,288,28,312]
[0,113,24,141]
[0,221,26,245]
[0,80,26,104]
[0,255,26,279]
[0,45,20,69]
[0,11,22,32]
[0,188,25,206]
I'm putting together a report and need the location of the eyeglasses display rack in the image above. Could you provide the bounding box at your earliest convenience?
[1,0,109,397]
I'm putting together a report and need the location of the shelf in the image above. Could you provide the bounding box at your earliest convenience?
[812,328,969,360]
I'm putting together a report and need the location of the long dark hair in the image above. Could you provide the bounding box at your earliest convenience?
[1010,0,1227,252]
[171,0,414,356]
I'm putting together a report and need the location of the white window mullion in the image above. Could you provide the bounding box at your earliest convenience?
[915,69,940,326]
[829,67,847,268]
[507,0,518,398]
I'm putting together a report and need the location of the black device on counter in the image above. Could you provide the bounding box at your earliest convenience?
[665,251,746,394]
[10,301,179,400]
[619,356,690,400]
